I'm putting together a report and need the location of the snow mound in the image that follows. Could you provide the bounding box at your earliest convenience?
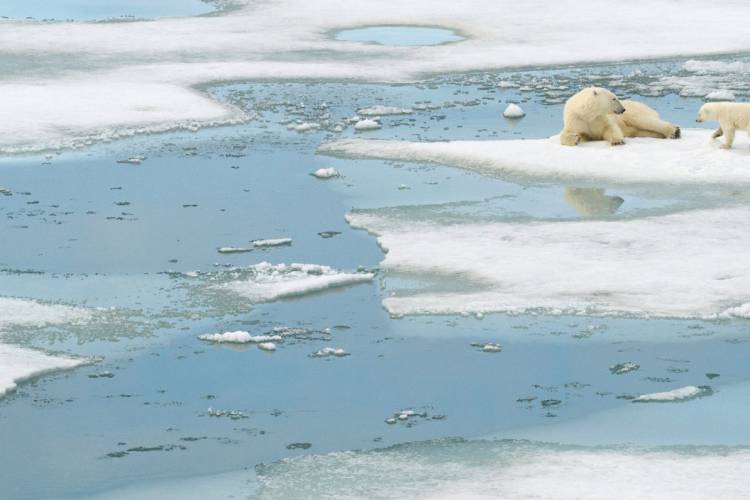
[216,262,374,303]
[320,129,750,185]
[346,207,750,318]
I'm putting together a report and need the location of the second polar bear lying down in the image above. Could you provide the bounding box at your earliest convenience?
[560,87,680,146]
[697,102,750,149]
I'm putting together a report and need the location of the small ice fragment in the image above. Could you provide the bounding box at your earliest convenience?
[609,362,640,375]
[481,343,502,353]
[354,118,381,131]
[496,81,517,88]
[503,103,525,118]
[398,413,409,420]
[705,90,736,101]
[310,347,349,358]
[258,342,277,351]
[252,238,292,248]
[218,247,253,254]
[0,187,12,196]
[318,231,341,239]
[287,122,321,132]
[357,106,412,116]
[116,156,145,165]
[385,417,397,424]
[311,167,339,179]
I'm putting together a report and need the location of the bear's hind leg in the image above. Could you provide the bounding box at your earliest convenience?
[624,115,680,139]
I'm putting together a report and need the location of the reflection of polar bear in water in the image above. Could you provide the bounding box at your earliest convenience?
[560,87,680,146]
[696,102,750,149]
[564,187,624,217]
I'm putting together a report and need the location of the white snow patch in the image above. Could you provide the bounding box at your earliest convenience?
[357,106,412,116]
[198,331,283,344]
[252,238,292,248]
[502,103,525,118]
[354,118,382,131]
[311,167,339,179]
[705,90,736,101]
[321,129,750,185]
[633,386,710,403]
[216,262,373,303]
[346,207,750,318]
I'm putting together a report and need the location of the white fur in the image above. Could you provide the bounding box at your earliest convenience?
[697,102,750,149]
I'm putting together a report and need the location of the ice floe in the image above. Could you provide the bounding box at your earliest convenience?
[354,118,382,131]
[346,207,750,318]
[0,297,92,331]
[310,347,349,358]
[502,103,525,118]
[357,105,412,116]
[252,238,292,248]
[633,385,712,403]
[215,262,374,303]
[311,167,339,179]
[198,331,283,344]
[705,90,736,101]
[254,437,750,499]
[609,362,640,375]
[258,342,277,352]
[321,129,750,185]
[5,0,750,153]
[286,121,321,132]
[0,344,88,398]
[217,246,253,254]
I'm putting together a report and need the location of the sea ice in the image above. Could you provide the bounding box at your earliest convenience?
[354,118,382,131]
[310,347,349,358]
[321,129,750,185]
[633,385,712,403]
[346,207,750,318]
[0,344,88,398]
[705,90,736,101]
[357,106,412,116]
[252,238,292,248]
[197,331,283,344]
[217,247,253,254]
[258,342,277,351]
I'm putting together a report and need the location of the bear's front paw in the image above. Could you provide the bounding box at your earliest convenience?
[720,143,732,150]
[610,139,625,146]
[670,126,681,139]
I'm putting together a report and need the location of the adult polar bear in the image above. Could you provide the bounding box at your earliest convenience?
[560,87,680,146]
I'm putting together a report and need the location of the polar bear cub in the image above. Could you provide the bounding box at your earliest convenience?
[696,102,750,149]
[560,87,680,146]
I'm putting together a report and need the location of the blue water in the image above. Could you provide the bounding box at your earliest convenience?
[0,0,214,21]
[334,26,464,46]
[0,58,748,498]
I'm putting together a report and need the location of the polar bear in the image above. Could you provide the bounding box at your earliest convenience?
[560,87,681,146]
[696,102,750,149]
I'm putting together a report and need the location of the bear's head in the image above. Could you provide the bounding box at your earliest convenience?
[587,87,626,115]
[696,103,718,123]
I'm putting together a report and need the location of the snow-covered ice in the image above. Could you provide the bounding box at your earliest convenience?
[321,129,750,185]
[5,0,750,152]
[198,331,283,344]
[346,207,750,318]
[216,262,374,303]
[310,347,349,358]
[633,386,711,403]
[311,167,339,179]
[258,342,277,352]
[0,344,87,398]
[502,103,525,118]
[217,247,253,254]
[252,238,292,248]
[357,106,412,116]
[354,118,381,131]
[705,90,736,101]
[286,122,321,132]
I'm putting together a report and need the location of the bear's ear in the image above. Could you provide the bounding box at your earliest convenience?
[592,89,598,96]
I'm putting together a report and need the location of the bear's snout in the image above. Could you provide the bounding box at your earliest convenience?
[615,108,625,114]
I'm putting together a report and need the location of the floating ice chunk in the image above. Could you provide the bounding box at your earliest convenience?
[0,344,88,398]
[345,208,750,318]
[684,60,750,74]
[496,80,517,88]
[0,187,13,196]
[287,122,321,132]
[258,342,277,351]
[321,129,750,185]
[354,118,381,131]
[311,167,339,179]
[720,303,750,319]
[310,347,349,358]
[481,343,502,353]
[502,103,525,118]
[252,238,292,248]
[609,362,640,375]
[705,90,736,101]
[0,297,92,331]
[207,407,249,419]
[198,331,282,344]
[217,262,374,303]
[633,385,712,403]
[217,247,253,254]
[357,106,412,116]
[116,156,145,165]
